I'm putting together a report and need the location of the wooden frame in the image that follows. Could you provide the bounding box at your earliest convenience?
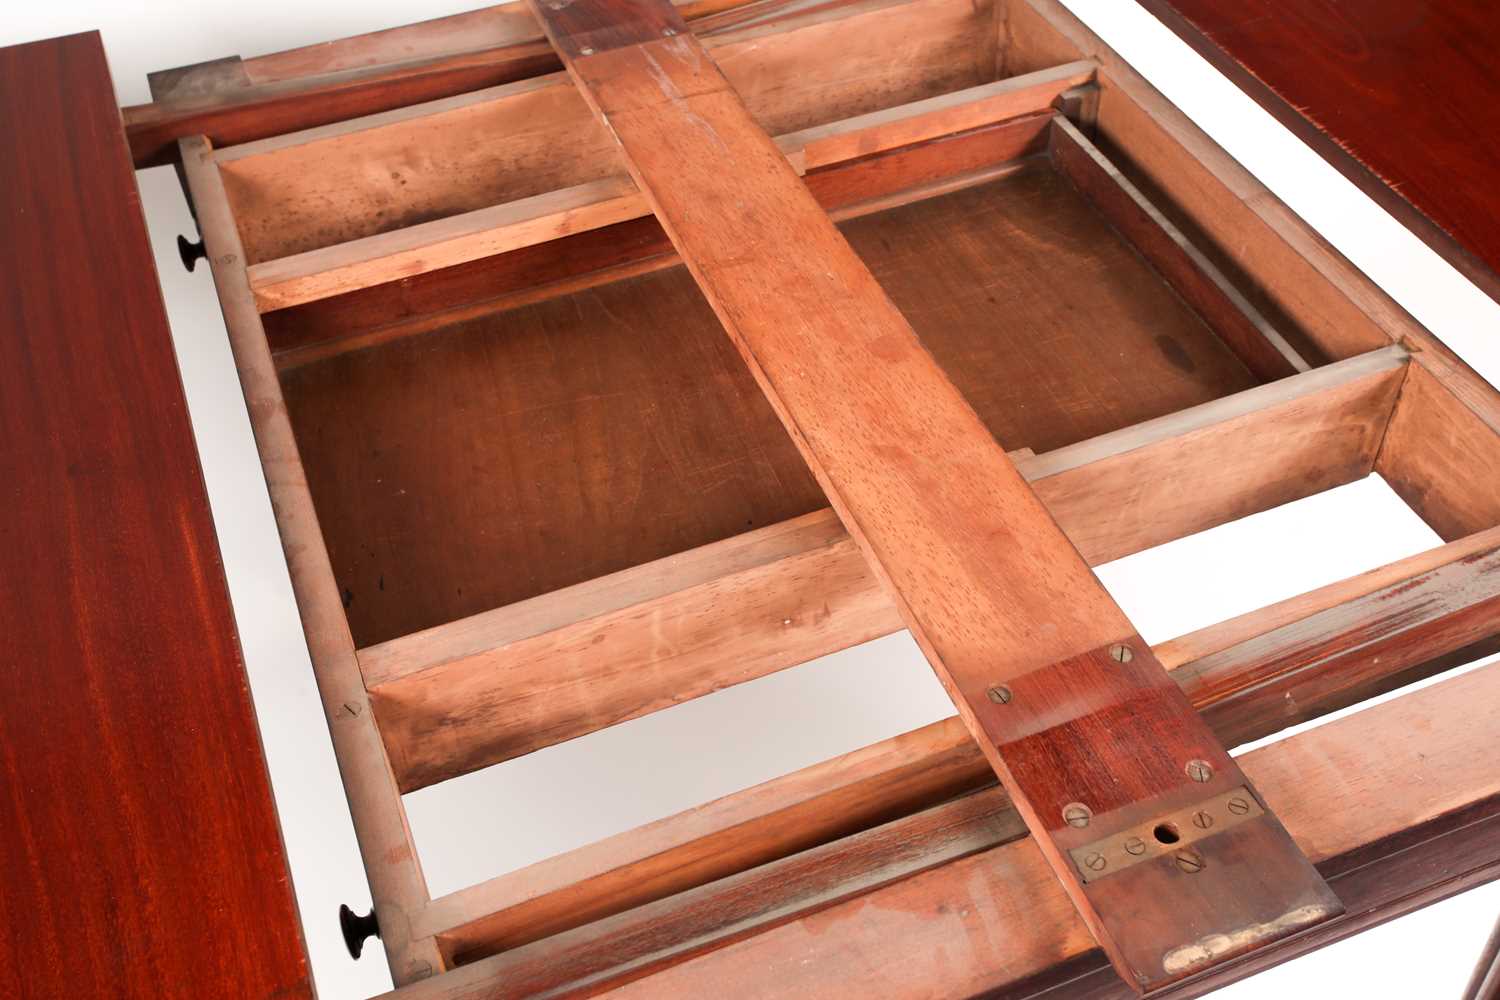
[144,0,1500,994]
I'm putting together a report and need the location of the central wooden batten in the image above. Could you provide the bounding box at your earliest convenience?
[526,0,1341,991]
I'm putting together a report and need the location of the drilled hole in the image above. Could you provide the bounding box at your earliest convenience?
[1153,823,1181,845]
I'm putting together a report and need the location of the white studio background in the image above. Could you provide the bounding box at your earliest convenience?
[5,2,1499,998]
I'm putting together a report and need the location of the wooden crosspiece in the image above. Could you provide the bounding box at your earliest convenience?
[522,0,1340,989]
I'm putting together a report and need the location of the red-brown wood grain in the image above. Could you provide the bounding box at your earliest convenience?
[528,2,1339,989]
[1139,0,1500,305]
[126,48,561,168]
[536,0,690,60]
[260,115,1052,364]
[0,33,310,1000]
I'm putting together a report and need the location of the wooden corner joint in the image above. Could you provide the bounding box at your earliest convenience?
[977,639,1342,992]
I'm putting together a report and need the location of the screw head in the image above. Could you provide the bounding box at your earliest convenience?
[1063,802,1093,828]
[1084,852,1108,872]
[986,684,1012,704]
[1108,643,1134,663]
[1227,796,1250,815]
[580,46,595,55]
[1192,810,1214,830]
[1185,759,1215,783]
[1123,836,1146,856]
[1174,850,1206,874]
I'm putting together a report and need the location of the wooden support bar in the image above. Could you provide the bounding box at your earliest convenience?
[241,63,1090,312]
[782,59,1095,170]
[443,789,1027,988]
[122,0,844,167]
[523,4,1338,987]
[177,135,446,987]
[418,718,988,960]
[245,175,649,311]
[209,0,996,267]
[1047,115,1311,381]
[412,514,1500,963]
[264,118,1049,369]
[365,348,1406,792]
[388,655,1500,998]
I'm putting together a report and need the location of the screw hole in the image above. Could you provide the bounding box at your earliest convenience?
[1153,822,1181,845]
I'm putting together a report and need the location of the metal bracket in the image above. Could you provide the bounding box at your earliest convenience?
[1068,785,1265,884]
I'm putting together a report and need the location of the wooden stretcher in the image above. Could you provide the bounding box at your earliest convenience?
[109,0,1500,995]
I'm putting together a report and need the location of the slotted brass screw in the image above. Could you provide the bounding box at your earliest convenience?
[1192,810,1214,830]
[1227,796,1251,815]
[1185,759,1214,783]
[1063,802,1093,828]
[1175,850,1205,874]
[1084,852,1107,872]
[1123,836,1146,856]
[986,684,1013,705]
[1108,643,1134,663]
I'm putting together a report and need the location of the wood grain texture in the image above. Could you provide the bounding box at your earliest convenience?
[129,51,561,168]
[382,656,1500,999]
[1175,525,1500,748]
[1048,115,1309,380]
[786,59,1094,170]
[1155,522,1500,671]
[1010,0,1500,511]
[1377,357,1500,541]
[1137,0,1500,306]
[241,71,1077,312]
[246,175,649,311]
[366,348,1404,791]
[1005,0,1409,366]
[416,719,989,957]
[536,0,691,59]
[281,159,1258,649]
[531,7,1335,986]
[178,136,446,986]
[257,116,1048,367]
[238,4,550,85]
[124,0,824,166]
[836,159,1259,455]
[0,34,309,1000]
[266,119,1055,373]
[416,510,1500,966]
[441,789,1025,983]
[213,0,992,265]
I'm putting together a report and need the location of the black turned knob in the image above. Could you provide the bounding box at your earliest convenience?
[339,903,381,960]
[176,233,208,272]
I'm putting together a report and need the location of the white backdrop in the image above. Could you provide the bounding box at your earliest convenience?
[5,2,1498,997]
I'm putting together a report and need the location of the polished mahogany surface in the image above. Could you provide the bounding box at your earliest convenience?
[0,32,310,999]
[1140,0,1500,304]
